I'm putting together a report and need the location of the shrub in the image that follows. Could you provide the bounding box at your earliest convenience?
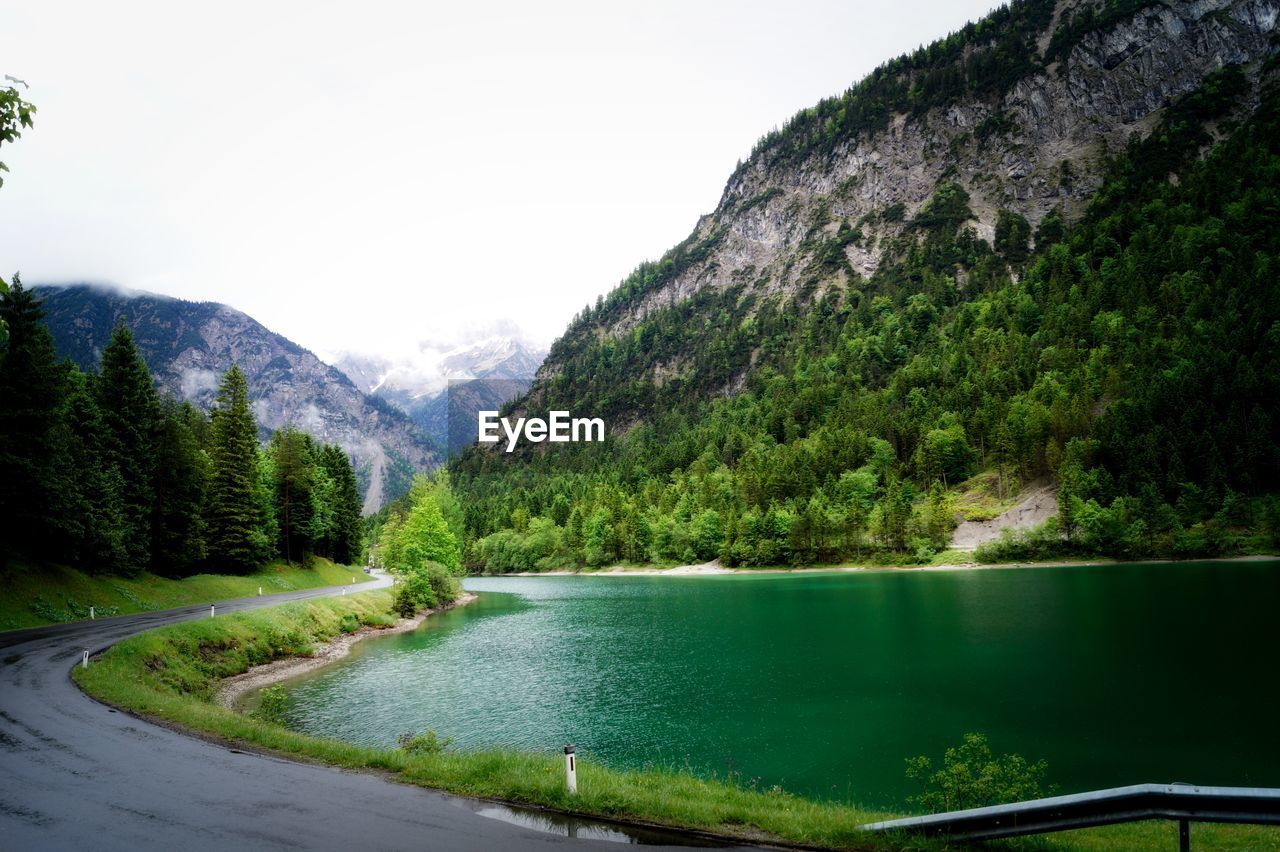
[398,730,453,756]
[253,685,289,725]
[392,561,460,617]
[905,732,1052,813]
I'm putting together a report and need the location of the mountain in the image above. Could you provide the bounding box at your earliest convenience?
[335,336,546,454]
[452,0,1280,571]
[34,284,438,512]
[533,0,1279,411]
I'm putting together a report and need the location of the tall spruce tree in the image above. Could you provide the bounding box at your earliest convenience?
[206,366,267,573]
[54,369,128,573]
[268,427,317,564]
[96,322,159,573]
[150,398,209,576]
[323,444,364,564]
[0,277,66,565]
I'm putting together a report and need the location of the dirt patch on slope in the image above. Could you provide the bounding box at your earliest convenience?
[951,483,1058,551]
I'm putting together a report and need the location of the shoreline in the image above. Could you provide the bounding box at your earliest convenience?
[498,553,1280,578]
[215,592,477,710]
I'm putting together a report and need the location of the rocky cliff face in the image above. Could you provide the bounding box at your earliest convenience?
[538,0,1279,382]
[36,284,437,512]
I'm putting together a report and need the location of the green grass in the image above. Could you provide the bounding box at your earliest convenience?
[951,469,1025,523]
[0,557,372,630]
[72,591,1279,850]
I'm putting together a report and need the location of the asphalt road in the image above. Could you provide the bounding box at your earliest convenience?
[0,578,751,851]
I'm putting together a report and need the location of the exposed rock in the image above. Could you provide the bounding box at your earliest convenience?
[538,0,1279,381]
[35,284,437,511]
[951,483,1060,551]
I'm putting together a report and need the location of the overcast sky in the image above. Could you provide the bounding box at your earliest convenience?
[1,0,1000,362]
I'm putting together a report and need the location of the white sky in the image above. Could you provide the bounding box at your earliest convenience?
[1,0,1000,362]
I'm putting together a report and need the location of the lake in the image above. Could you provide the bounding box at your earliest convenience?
[280,562,1280,807]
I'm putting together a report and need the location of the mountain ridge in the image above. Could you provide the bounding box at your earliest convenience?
[534,0,1279,397]
[449,0,1280,572]
[34,283,438,511]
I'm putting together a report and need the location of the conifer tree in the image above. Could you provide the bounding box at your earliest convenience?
[269,427,317,564]
[206,366,267,573]
[150,398,208,576]
[54,369,128,573]
[0,278,66,565]
[96,322,159,572]
[319,443,363,564]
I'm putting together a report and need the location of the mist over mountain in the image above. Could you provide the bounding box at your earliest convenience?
[34,284,439,512]
[334,332,546,454]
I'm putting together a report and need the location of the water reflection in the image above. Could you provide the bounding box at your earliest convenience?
[471,802,728,846]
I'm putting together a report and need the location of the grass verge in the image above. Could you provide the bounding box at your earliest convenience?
[0,557,372,630]
[72,590,1277,850]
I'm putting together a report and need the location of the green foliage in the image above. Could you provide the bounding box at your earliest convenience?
[253,685,289,725]
[97,323,160,573]
[381,479,462,574]
[377,476,464,613]
[994,208,1031,265]
[268,427,319,564]
[150,397,209,575]
[742,0,1055,172]
[453,69,1280,572]
[905,732,1052,813]
[206,366,271,573]
[0,277,69,566]
[0,279,365,580]
[320,443,363,564]
[0,557,374,630]
[0,83,36,189]
[398,729,453,756]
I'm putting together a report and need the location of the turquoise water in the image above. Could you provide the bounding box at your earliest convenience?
[281,562,1280,806]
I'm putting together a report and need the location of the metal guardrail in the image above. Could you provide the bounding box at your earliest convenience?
[861,783,1280,850]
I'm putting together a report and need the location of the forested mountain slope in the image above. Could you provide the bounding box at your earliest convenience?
[451,0,1280,570]
[36,285,438,510]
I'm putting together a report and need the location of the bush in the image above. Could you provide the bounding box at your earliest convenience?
[398,729,453,756]
[253,685,289,725]
[393,561,460,617]
[338,613,360,634]
[905,732,1052,813]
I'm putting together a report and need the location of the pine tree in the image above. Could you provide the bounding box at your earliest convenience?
[53,369,128,573]
[0,278,66,565]
[320,444,363,565]
[150,398,208,576]
[268,427,317,564]
[96,322,159,572]
[206,366,268,573]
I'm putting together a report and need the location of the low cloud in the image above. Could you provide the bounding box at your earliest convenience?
[179,367,219,399]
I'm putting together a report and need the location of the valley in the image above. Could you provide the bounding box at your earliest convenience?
[3,0,1280,849]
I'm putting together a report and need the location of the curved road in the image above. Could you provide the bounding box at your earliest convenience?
[0,579,748,851]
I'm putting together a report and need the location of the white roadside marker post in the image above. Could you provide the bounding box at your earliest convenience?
[82,650,89,668]
[564,745,577,794]
[210,604,216,618]
[258,587,263,596]
[89,606,95,620]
